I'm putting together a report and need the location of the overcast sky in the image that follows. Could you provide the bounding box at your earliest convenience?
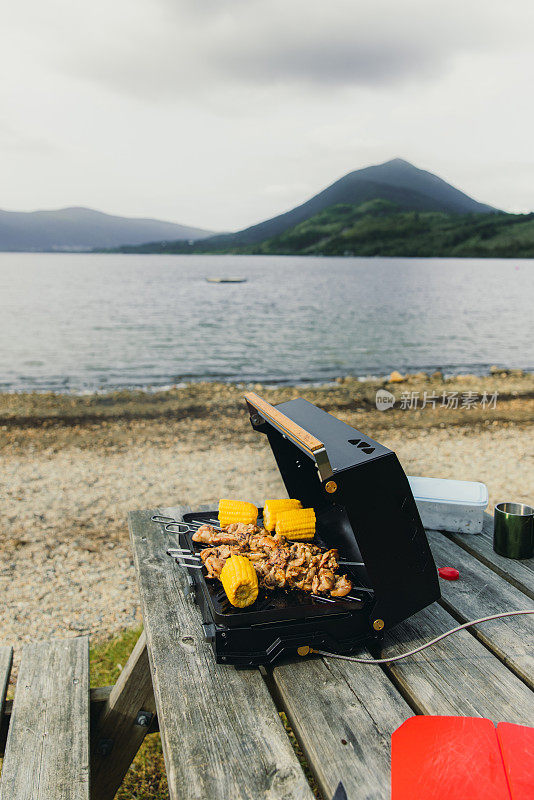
[2,0,533,231]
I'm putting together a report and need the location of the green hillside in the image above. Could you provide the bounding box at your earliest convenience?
[111,201,534,258]
[246,200,534,258]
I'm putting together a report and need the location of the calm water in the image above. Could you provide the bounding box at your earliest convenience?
[0,253,532,393]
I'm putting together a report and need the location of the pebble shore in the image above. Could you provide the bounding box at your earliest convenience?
[1,371,533,680]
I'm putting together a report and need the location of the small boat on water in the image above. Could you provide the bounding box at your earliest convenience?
[205,277,247,284]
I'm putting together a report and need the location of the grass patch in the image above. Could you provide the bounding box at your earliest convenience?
[90,628,169,800]
[90,627,143,686]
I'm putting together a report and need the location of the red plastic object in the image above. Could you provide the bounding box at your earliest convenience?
[391,717,511,800]
[438,567,460,580]
[497,722,534,800]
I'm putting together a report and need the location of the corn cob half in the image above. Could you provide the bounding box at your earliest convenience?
[263,498,302,531]
[275,507,316,541]
[220,554,259,607]
[218,499,258,527]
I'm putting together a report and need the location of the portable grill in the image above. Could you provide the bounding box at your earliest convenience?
[166,392,440,666]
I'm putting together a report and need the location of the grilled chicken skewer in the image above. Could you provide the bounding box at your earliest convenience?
[192,523,352,598]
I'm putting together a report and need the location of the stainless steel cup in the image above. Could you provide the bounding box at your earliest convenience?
[493,502,534,559]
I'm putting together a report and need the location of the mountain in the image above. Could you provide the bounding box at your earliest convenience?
[205,158,497,247]
[250,200,534,258]
[113,158,498,254]
[0,206,215,251]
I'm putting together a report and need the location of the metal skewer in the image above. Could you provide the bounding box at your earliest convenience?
[189,519,224,531]
[165,549,204,569]
[151,515,194,534]
[151,515,225,534]
[151,514,220,530]
[164,522,194,534]
[166,548,200,558]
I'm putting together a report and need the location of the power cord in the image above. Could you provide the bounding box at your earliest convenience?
[311,609,534,664]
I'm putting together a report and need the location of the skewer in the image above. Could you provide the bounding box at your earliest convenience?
[157,515,266,534]
[166,547,200,558]
[165,547,371,598]
[163,522,194,534]
[189,519,224,531]
[166,548,201,561]
[151,515,195,534]
[151,515,224,534]
[190,517,265,531]
[165,549,204,569]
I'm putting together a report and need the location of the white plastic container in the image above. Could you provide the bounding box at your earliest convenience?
[407,476,488,534]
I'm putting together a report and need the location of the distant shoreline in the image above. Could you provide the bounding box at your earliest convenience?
[1,366,533,399]
[2,250,534,258]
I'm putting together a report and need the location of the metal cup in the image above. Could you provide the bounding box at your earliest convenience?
[493,502,534,559]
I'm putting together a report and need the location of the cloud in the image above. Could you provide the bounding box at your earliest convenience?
[1,0,533,224]
[214,38,439,88]
[39,0,518,101]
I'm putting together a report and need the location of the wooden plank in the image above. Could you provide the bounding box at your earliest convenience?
[129,506,314,800]
[273,652,412,800]
[0,637,89,800]
[428,529,534,688]
[1,686,117,759]
[90,630,156,800]
[445,513,534,599]
[3,685,112,719]
[382,603,534,724]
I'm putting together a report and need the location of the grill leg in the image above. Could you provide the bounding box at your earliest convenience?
[90,629,156,800]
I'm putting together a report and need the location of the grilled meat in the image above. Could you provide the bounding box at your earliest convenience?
[202,554,226,578]
[194,526,352,598]
[331,575,352,597]
[192,523,259,545]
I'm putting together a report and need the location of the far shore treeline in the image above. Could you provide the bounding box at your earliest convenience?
[104,159,534,258]
[107,201,534,259]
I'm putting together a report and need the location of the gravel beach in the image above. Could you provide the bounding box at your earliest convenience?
[1,371,533,680]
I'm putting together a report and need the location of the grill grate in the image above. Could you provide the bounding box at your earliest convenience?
[179,509,372,627]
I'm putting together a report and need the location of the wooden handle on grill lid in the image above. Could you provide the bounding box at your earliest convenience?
[244,392,325,455]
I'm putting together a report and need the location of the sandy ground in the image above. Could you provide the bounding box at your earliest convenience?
[1,372,533,680]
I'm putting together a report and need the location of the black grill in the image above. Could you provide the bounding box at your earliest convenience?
[170,393,440,666]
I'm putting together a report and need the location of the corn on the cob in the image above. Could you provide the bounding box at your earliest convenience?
[220,554,259,607]
[263,498,302,531]
[275,507,316,541]
[218,499,258,527]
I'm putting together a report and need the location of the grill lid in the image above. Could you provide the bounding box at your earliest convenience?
[245,392,441,631]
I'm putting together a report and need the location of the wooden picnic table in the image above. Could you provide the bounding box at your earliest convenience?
[124,507,533,800]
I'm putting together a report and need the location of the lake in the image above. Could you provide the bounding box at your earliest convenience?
[0,253,532,393]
